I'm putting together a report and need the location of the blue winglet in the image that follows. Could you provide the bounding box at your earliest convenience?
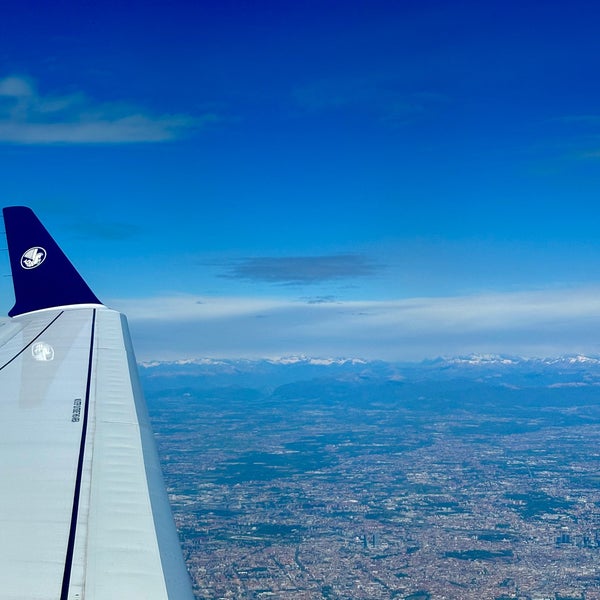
[3,206,102,317]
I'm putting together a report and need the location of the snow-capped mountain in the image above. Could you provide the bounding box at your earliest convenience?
[138,353,600,392]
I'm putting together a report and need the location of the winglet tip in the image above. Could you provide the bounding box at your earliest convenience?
[3,206,102,316]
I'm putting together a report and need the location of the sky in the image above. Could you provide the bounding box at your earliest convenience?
[2,0,600,361]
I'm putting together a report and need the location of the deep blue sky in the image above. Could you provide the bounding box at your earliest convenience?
[2,1,600,360]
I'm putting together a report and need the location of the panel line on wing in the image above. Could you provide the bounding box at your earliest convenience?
[0,311,64,371]
[60,308,96,600]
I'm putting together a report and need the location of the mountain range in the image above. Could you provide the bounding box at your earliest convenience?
[139,353,600,393]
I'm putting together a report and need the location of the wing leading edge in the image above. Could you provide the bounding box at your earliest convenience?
[0,207,193,599]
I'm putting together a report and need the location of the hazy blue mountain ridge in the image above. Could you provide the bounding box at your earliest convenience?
[139,353,600,393]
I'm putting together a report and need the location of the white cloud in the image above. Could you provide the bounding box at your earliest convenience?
[110,288,600,361]
[112,294,288,321]
[0,76,33,97]
[0,75,210,144]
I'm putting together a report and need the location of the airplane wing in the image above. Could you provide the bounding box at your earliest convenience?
[0,207,194,599]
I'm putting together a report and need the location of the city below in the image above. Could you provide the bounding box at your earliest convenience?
[141,355,600,600]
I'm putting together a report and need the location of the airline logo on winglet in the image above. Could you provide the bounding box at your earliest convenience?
[20,247,46,270]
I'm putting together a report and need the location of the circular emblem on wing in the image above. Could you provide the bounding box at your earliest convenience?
[20,247,47,269]
[32,341,55,361]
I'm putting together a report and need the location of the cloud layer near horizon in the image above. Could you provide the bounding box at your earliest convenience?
[0,75,206,144]
[112,287,600,361]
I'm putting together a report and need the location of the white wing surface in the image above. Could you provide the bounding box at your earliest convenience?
[0,207,194,599]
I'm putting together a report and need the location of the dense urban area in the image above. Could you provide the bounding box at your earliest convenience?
[141,355,600,600]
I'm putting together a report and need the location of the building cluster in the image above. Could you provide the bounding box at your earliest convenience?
[149,380,600,600]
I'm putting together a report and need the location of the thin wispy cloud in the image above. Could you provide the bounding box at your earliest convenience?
[303,295,340,304]
[114,295,286,321]
[222,254,378,284]
[69,220,142,241]
[557,115,600,125]
[0,75,211,144]
[114,287,600,361]
[293,76,447,125]
[542,114,600,160]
